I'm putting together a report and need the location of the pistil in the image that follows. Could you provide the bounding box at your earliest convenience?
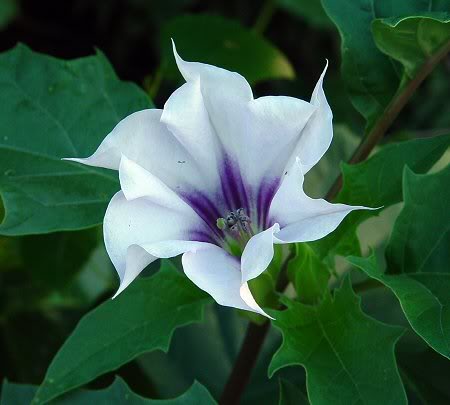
[216,208,254,255]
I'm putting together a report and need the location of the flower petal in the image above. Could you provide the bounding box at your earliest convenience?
[241,223,280,283]
[182,245,272,318]
[172,40,253,102]
[289,62,333,174]
[65,109,210,193]
[270,158,371,243]
[160,80,221,191]
[172,43,316,194]
[104,189,208,297]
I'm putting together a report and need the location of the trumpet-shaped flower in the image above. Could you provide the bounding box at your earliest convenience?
[67,44,368,318]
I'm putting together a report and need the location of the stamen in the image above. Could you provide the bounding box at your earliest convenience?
[216,208,254,241]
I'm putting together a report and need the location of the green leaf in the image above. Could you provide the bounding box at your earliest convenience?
[0,44,152,235]
[321,0,449,126]
[139,304,303,405]
[269,279,406,405]
[349,253,450,359]
[3,377,216,404]
[32,261,212,404]
[161,14,295,85]
[287,243,330,304]
[278,379,309,405]
[373,14,450,79]
[310,134,450,260]
[277,0,332,28]
[386,165,450,274]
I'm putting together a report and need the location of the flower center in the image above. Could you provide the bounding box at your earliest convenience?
[216,208,254,256]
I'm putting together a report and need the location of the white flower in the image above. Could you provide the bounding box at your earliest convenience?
[66,43,368,318]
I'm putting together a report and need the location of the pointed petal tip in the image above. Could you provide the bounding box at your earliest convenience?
[62,157,86,164]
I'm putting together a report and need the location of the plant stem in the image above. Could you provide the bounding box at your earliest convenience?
[326,39,450,201]
[219,251,294,404]
[252,0,277,35]
[219,321,270,405]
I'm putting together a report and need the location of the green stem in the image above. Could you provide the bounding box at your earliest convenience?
[326,38,450,201]
[252,0,277,35]
[219,250,295,404]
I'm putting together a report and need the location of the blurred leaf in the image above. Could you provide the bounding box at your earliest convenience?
[278,379,308,405]
[0,0,18,29]
[304,124,360,198]
[349,253,450,359]
[32,261,211,404]
[161,14,295,85]
[269,279,406,404]
[2,377,215,404]
[321,0,449,127]
[386,165,450,274]
[398,345,450,404]
[277,0,332,28]
[0,44,152,235]
[310,134,450,260]
[0,236,21,270]
[55,242,115,307]
[373,14,450,80]
[21,229,100,291]
[287,243,330,304]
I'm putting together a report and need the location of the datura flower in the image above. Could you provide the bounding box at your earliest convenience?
[67,44,368,318]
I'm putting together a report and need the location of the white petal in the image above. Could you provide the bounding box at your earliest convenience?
[270,158,371,243]
[241,223,280,283]
[289,62,333,174]
[242,96,316,186]
[65,109,211,193]
[119,155,195,215]
[104,190,207,296]
[172,42,317,190]
[182,245,272,318]
[161,80,221,191]
[112,244,156,298]
[172,40,252,102]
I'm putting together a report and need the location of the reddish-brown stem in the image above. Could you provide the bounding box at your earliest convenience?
[326,39,450,201]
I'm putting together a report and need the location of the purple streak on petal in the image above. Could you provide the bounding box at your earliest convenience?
[220,154,250,213]
[189,229,218,245]
[257,177,281,229]
[181,190,224,240]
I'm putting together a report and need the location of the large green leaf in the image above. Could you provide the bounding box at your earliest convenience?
[3,377,215,404]
[287,243,330,304]
[349,254,450,359]
[349,165,450,358]
[386,165,450,274]
[373,14,450,79]
[161,14,295,85]
[321,0,449,126]
[0,44,151,235]
[269,279,406,404]
[310,134,450,260]
[32,261,212,404]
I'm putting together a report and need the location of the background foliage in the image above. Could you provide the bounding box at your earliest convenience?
[0,0,449,404]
